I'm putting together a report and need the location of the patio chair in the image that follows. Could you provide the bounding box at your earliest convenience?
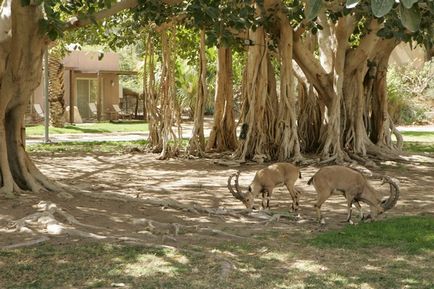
[112,104,132,120]
[89,102,98,118]
[33,103,45,119]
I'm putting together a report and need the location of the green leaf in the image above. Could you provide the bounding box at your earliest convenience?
[371,0,394,18]
[345,0,360,9]
[47,29,58,41]
[20,0,30,6]
[400,0,418,9]
[304,0,322,21]
[399,4,421,32]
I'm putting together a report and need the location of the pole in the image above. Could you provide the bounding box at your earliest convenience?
[43,49,50,143]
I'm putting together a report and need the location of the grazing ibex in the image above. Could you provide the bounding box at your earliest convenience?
[228,163,301,211]
[308,166,400,224]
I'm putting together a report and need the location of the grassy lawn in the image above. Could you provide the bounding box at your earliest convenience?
[25,121,149,136]
[1,216,432,289]
[27,140,149,154]
[397,131,434,153]
[399,131,434,143]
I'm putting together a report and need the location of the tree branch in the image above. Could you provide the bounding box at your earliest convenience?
[65,0,139,30]
[345,19,382,72]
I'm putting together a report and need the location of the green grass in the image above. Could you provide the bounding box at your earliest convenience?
[402,142,434,153]
[399,131,434,142]
[390,131,434,153]
[26,121,148,136]
[310,215,434,254]
[27,140,149,154]
[0,243,188,289]
[1,217,433,289]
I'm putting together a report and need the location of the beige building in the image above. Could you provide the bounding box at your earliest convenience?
[389,42,426,68]
[29,50,136,123]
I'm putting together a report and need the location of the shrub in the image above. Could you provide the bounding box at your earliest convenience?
[387,61,434,125]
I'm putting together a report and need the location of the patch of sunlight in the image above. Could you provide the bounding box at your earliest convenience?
[363,264,382,271]
[180,216,212,223]
[109,216,126,223]
[210,248,237,258]
[274,282,305,289]
[122,254,178,277]
[260,251,293,262]
[360,283,375,289]
[76,206,107,214]
[402,155,434,162]
[0,227,15,233]
[0,214,12,221]
[402,278,419,285]
[165,250,189,265]
[422,234,434,242]
[249,272,262,279]
[290,259,328,273]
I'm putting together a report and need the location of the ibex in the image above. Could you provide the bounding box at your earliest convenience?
[228,163,301,211]
[308,165,400,224]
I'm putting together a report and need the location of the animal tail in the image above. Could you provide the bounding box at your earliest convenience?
[307,176,314,185]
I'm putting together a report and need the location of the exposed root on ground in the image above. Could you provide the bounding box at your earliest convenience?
[3,191,294,249]
[132,217,246,239]
[80,188,292,222]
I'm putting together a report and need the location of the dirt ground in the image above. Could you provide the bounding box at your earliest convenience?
[1,149,433,250]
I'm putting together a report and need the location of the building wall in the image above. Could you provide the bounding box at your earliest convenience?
[64,51,119,71]
[30,50,121,122]
[389,43,426,68]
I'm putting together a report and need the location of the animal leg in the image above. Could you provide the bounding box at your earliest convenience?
[346,199,354,224]
[285,184,299,212]
[353,201,364,220]
[261,190,271,209]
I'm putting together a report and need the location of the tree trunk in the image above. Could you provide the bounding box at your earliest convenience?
[205,46,237,152]
[144,33,162,151]
[157,27,180,160]
[234,25,274,162]
[369,39,402,152]
[0,0,60,196]
[273,9,301,161]
[187,30,207,156]
[48,51,66,127]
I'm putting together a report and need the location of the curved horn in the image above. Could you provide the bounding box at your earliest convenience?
[380,176,400,211]
[227,171,245,201]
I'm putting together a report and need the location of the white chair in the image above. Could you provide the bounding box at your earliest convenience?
[33,103,45,119]
[89,102,97,118]
[112,104,132,119]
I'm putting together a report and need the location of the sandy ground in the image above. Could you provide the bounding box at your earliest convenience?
[1,149,433,249]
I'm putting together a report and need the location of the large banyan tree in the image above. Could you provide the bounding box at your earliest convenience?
[234,0,433,163]
[297,0,432,162]
[0,0,141,195]
[0,0,433,196]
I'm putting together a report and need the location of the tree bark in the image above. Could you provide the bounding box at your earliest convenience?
[144,32,162,151]
[235,25,273,162]
[157,27,181,160]
[0,0,60,195]
[206,46,237,152]
[274,8,301,161]
[369,39,402,152]
[188,29,207,156]
[48,51,66,127]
